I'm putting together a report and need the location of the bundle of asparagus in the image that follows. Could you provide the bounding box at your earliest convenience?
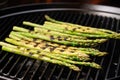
[0,32,101,71]
[0,15,119,71]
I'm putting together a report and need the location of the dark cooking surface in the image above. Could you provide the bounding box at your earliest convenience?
[0,3,120,80]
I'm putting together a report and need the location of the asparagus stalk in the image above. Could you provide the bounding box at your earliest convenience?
[79,48,108,56]
[13,26,29,32]
[10,31,33,41]
[0,42,17,48]
[1,45,80,71]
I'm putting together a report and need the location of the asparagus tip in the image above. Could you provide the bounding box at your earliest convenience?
[91,62,102,69]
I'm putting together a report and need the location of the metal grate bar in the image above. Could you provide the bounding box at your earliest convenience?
[23,13,48,80]
[75,13,93,80]
[95,19,114,80]
[4,15,30,77]
[94,18,112,80]
[72,13,85,80]
[0,17,20,39]
[30,61,42,80]
[86,15,101,80]
[80,14,88,25]
[8,56,21,77]
[86,15,108,80]
[0,18,10,35]
[0,53,9,72]
[84,14,93,26]
[115,20,120,77]
[48,12,69,80]
[89,15,98,27]
[22,60,36,80]
[104,18,119,79]
[107,19,120,79]
[15,58,28,78]
[38,62,50,80]
[0,15,28,76]
[47,65,57,80]
[65,13,82,80]
[117,55,120,76]
[38,12,60,80]
[56,13,79,80]
[1,54,15,74]
[18,13,45,79]
[95,17,113,80]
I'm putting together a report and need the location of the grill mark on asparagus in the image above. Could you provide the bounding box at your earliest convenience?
[57,36,62,41]
[47,29,51,32]
[72,28,77,31]
[24,40,83,56]
[49,47,56,52]
[34,43,39,47]
[60,49,65,52]
[29,52,33,56]
[10,31,107,56]
[50,35,54,40]
[65,27,68,30]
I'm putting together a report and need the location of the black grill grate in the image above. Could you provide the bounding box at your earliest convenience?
[0,10,120,80]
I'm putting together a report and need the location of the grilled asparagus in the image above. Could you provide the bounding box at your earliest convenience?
[1,15,115,72]
[45,15,119,35]
[9,31,107,57]
[1,45,80,71]
[13,26,107,47]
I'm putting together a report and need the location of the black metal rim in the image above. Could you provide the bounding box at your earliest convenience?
[0,3,120,17]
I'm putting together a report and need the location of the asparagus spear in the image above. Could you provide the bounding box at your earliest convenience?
[13,26,29,32]
[1,45,80,71]
[0,42,17,48]
[79,48,108,56]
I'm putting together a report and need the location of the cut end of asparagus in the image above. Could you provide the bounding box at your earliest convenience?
[23,21,42,28]
[13,26,29,32]
[0,42,17,48]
